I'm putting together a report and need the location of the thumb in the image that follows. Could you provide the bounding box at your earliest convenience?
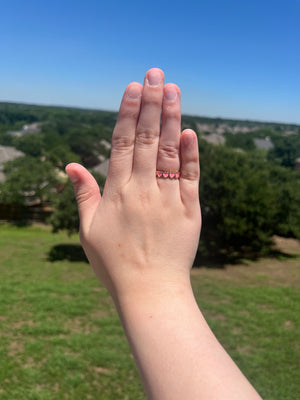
[65,163,101,231]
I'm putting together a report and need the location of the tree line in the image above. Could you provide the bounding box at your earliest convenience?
[0,102,299,264]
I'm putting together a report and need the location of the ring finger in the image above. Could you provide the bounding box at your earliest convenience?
[156,83,181,189]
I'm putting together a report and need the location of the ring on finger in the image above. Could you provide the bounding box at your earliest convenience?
[156,170,180,179]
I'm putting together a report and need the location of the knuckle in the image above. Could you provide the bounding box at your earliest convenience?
[136,127,159,146]
[143,93,163,108]
[76,189,94,205]
[158,143,179,160]
[111,134,134,153]
[163,108,181,122]
[180,170,199,182]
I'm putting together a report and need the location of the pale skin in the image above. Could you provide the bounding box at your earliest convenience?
[66,68,262,399]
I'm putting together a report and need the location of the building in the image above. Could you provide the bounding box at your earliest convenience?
[0,145,24,182]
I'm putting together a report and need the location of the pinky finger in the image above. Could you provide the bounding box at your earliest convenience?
[179,129,200,208]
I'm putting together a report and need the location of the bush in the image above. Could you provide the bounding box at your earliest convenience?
[197,141,297,262]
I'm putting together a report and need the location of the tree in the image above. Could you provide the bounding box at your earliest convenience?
[14,133,44,157]
[268,165,300,239]
[224,132,255,151]
[0,156,59,205]
[198,141,277,262]
[65,127,107,167]
[48,180,80,234]
[268,135,300,168]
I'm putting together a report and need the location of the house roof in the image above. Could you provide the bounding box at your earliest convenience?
[92,158,110,177]
[0,145,24,182]
[253,138,274,150]
[0,145,24,165]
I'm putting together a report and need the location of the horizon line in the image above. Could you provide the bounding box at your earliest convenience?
[1,99,299,127]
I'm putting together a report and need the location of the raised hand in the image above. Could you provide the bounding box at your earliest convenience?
[66,68,201,300]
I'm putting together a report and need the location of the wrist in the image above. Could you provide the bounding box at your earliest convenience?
[111,268,193,312]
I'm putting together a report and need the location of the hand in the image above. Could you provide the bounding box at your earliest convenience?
[66,68,201,300]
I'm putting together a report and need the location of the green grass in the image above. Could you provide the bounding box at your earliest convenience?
[0,224,299,399]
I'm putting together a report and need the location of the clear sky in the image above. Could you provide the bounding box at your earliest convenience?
[0,0,299,124]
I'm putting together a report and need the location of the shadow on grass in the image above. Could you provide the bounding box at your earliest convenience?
[9,219,32,227]
[48,244,88,263]
[192,249,299,269]
[48,244,298,266]
[193,251,226,269]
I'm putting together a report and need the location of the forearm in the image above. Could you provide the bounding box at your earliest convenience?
[114,274,262,400]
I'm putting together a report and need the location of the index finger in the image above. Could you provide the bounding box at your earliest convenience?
[106,82,143,188]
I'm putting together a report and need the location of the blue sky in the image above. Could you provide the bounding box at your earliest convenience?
[0,0,299,124]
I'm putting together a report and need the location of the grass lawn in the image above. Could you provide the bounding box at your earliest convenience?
[0,224,299,399]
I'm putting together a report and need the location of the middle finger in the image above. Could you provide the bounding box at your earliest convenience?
[132,68,164,183]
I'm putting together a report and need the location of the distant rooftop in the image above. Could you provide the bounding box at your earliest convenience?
[0,145,24,182]
[254,138,274,150]
[93,158,110,178]
[7,122,42,137]
[200,133,226,146]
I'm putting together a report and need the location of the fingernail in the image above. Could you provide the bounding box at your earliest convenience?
[164,86,178,102]
[126,85,141,100]
[146,69,163,87]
